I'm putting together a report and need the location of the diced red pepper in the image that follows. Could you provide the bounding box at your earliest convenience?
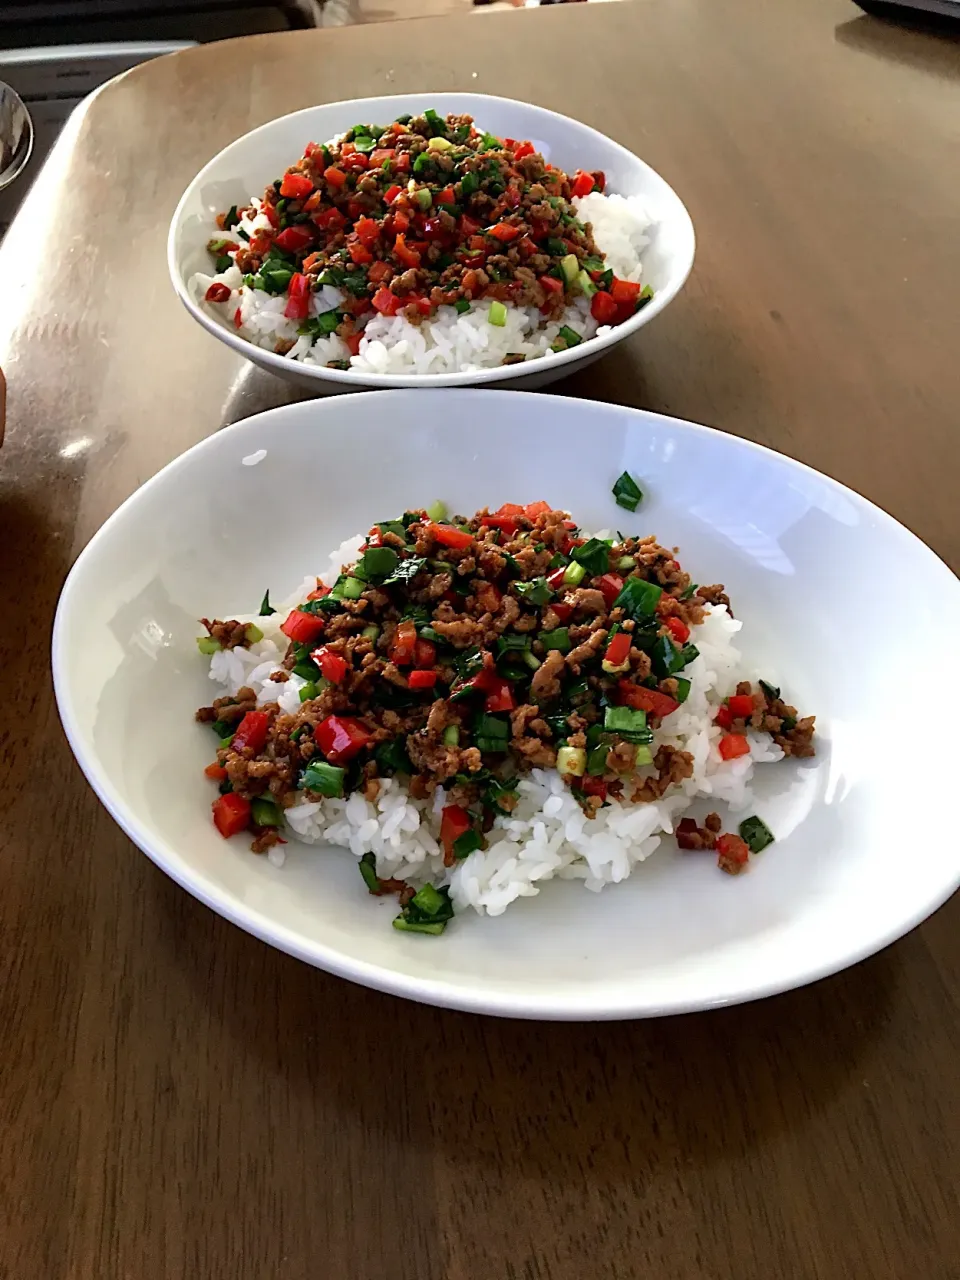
[205,282,231,303]
[408,669,438,691]
[546,566,567,591]
[311,646,349,684]
[414,638,436,669]
[572,169,596,198]
[280,609,325,645]
[275,224,315,254]
[344,333,362,357]
[524,500,551,518]
[384,183,403,205]
[474,671,515,714]
[262,202,280,229]
[303,191,324,214]
[284,272,311,321]
[390,620,418,666]
[489,221,520,242]
[435,186,456,206]
[370,148,395,167]
[716,833,750,873]
[440,804,472,867]
[348,239,373,265]
[512,140,535,160]
[204,762,227,781]
[279,171,314,200]
[354,216,380,246]
[248,230,273,256]
[580,776,608,801]
[597,573,624,609]
[552,602,574,624]
[406,294,433,316]
[372,286,403,317]
[386,209,410,236]
[468,235,488,252]
[604,632,632,668]
[314,206,347,231]
[590,290,619,325]
[475,582,502,614]
[368,261,393,285]
[718,733,751,761]
[393,151,411,173]
[232,711,271,754]
[665,615,691,644]
[714,705,734,730]
[592,170,606,193]
[342,151,369,172]
[426,522,474,551]
[233,307,243,329]
[314,715,372,765]
[727,694,755,718]
[212,793,251,839]
[610,277,642,306]
[306,584,332,601]
[323,165,347,188]
[394,233,421,268]
[618,681,681,720]
[459,214,482,238]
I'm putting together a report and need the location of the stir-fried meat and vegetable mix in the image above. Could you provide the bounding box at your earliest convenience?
[205,109,652,359]
[196,481,815,931]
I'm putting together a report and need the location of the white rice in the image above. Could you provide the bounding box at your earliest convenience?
[189,189,652,375]
[205,538,786,917]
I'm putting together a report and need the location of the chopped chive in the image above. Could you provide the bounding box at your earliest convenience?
[245,623,264,644]
[759,680,781,701]
[197,636,220,655]
[558,324,582,348]
[603,705,654,744]
[392,918,446,936]
[340,576,365,600]
[614,576,662,617]
[562,561,586,587]
[357,546,399,580]
[571,537,609,576]
[299,681,318,702]
[359,851,380,893]
[442,725,460,747]
[488,300,507,327]
[453,829,482,860]
[301,760,346,798]
[612,470,644,512]
[541,627,571,654]
[674,677,692,704]
[739,816,775,853]
[250,797,282,828]
[427,499,448,521]
[455,299,471,314]
[616,555,636,572]
[259,590,275,617]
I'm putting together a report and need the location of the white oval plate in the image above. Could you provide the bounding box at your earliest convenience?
[53,392,960,1019]
[168,93,695,391]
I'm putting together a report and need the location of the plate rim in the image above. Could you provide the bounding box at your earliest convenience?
[52,390,960,1019]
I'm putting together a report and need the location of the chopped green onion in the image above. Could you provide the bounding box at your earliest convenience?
[586,743,609,775]
[412,151,433,174]
[218,735,234,750]
[455,299,471,314]
[443,725,460,747]
[210,718,233,739]
[392,918,446,936]
[426,499,448,521]
[614,576,662,617]
[523,650,542,671]
[674,677,692,704]
[394,113,412,124]
[562,561,586,587]
[359,852,380,893]
[301,760,346,798]
[514,577,553,605]
[680,643,699,667]
[259,590,275,617]
[616,555,636,572]
[572,537,609,576]
[427,136,453,153]
[679,583,698,600]
[577,269,597,298]
[417,626,442,644]
[361,625,380,641]
[638,283,654,307]
[357,546,399,580]
[546,237,567,258]
[423,107,446,135]
[557,745,587,777]
[603,705,654,743]
[251,797,282,827]
[459,170,480,196]
[759,680,781,701]
[375,738,411,775]
[479,131,501,151]
[612,470,644,513]
[415,187,433,210]
[352,134,376,152]
[560,254,580,285]
[488,300,507,327]
[299,681,318,702]
[299,310,341,338]
[453,829,482,859]
[197,636,220,655]
[383,556,426,588]
[558,324,582,348]
[781,715,797,731]
[739,816,775,853]
[473,712,509,739]
[496,634,531,656]
[634,744,654,766]
[245,623,264,644]
[541,627,571,654]
[340,576,365,600]
[215,254,232,273]
[223,204,240,229]
[411,882,445,916]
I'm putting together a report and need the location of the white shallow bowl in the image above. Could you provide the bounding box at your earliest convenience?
[168,93,695,391]
[53,391,960,1019]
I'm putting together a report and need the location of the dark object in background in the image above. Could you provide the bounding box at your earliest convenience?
[851,0,960,19]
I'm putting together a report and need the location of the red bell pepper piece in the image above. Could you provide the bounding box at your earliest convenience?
[459,214,482,238]
[618,681,681,720]
[414,638,437,669]
[476,672,515,714]
[368,261,393,285]
[610,277,642,306]
[355,216,380,246]
[390,620,418,666]
[512,140,535,160]
[489,221,520,242]
[212,793,251,839]
[727,694,755,718]
[306,584,332,601]
[393,233,421,268]
[716,833,750,873]
[314,715,372,765]
[311,646,349,684]
[580,776,608,801]
[523,500,551,518]
[232,710,270,754]
[233,307,243,329]
[347,239,373,265]
[205,282,231,303]
[279,172,313,200]
[262,202,279,229]
[323,165,347,188]
[714,705,734,729]
[344,333,362,357]
[572,170,596,198]
[370,148,395,167]
[280,609,326,645]
[590,290,619,325]
[597,573,624,609]
[546,566,567,591]
[393,152,411,173]
[440,804,472,866]
[204,762,227,781]
[551,602,573,624]
[274,224,315,254]
[718,733,750,761]
[426,522,474,551]
[384,183,403,205]
[372,286,403,316]
[284,272,311,321]
[435,186,456,206]
[665,615,691,644]
[314,206,347,231]
[408,669,437,691]
[604,632,632,669]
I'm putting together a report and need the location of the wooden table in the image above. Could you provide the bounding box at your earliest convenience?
[2,2,958,1276]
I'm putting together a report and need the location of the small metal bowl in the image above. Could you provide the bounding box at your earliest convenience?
[0,79,33,192]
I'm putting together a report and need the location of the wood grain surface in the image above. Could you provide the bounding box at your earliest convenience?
[1,2,959,1277]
